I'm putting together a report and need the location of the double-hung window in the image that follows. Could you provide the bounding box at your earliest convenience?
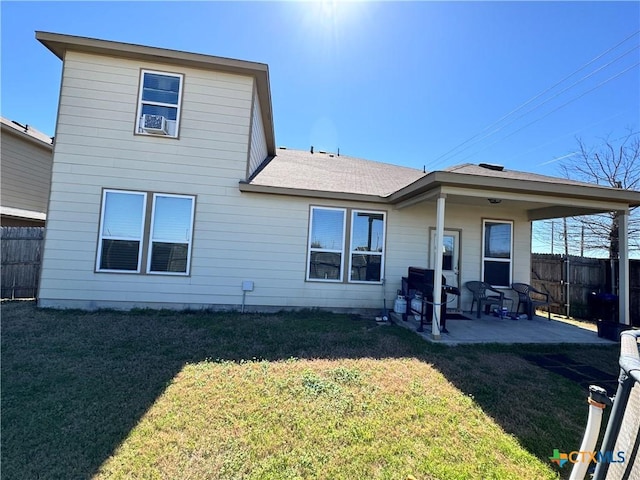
[307,207,346,281]
[349,211,385,282]
[148,194,195,275]
[482,219,513,287]
[307,206,386,283]
[136,70,183,138]
[97,189,195,275]
[97,190,146,272]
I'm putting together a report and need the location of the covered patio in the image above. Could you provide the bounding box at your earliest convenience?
[389,164,640,341]
[390,310,617,346]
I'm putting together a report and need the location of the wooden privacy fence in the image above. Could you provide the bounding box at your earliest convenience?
[1,226,44,299]
[531,253,640,326]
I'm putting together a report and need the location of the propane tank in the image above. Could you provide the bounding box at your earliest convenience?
[411,293,423,320]
[394,295,407,314]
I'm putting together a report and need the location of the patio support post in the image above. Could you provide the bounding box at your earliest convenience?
[618,209,630,326]
[432,193,446,340]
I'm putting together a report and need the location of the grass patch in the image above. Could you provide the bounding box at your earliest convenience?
[1,301,619,479]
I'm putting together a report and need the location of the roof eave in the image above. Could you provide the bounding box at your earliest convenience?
[1,122,53,151]
[35,31,276,155]
[388,171,640,208]
[0,206,47,221]
[239,182,387,204]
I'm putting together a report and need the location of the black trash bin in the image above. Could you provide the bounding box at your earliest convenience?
[589,292,619,322]
[589,292,626,340]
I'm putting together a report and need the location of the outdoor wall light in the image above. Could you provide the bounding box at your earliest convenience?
[488,198,502,204]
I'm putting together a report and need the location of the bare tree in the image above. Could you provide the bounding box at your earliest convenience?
[559,130,640,259]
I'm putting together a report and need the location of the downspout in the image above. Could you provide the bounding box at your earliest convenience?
[432,193,446,340]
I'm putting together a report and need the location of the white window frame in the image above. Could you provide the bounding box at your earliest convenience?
[147,193,196,276]
[306,206,346,282]
[348,210,386,284]
[136,69,184,138]
[481,219,513,288]
[96,189,147,273]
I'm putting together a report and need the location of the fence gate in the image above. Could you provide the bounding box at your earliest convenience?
[531,253,639,325]
[1,226,45,299]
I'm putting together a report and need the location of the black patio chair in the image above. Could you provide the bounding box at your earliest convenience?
[511,282,551,320]
[465,281,505,319]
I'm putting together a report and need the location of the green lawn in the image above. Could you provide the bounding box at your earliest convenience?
[1,301,619,479]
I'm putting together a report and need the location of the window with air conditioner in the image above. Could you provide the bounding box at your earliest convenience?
[136,70,183,138]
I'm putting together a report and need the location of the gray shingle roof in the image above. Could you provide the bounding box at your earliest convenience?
[249,148,426,197]
[444,163,598,187]
[247,149,630,199]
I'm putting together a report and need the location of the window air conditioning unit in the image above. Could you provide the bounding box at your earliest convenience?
[141,114,168,135]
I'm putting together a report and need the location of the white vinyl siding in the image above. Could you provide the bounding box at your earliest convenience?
[481,219,513,288]
[247,85,267,178]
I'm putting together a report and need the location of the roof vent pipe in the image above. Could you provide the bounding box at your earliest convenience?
[310,146,314,154]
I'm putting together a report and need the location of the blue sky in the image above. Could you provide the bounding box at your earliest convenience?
[2,1,638,179]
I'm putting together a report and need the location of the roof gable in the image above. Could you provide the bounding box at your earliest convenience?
[36,31,275,156]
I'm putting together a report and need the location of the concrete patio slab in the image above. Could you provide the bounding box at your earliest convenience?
[390,311,618,346]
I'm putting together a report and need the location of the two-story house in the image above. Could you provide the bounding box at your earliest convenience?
[36,32,640,334]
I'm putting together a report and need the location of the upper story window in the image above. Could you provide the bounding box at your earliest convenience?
[136,70,183,138]
[482,219,513,288]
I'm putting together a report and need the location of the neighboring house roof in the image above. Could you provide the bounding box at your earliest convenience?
[1,117,53,224]
[241,148,640,210]
[1,117,54,149]
[0,206,47,222]
[35,31,276,156]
